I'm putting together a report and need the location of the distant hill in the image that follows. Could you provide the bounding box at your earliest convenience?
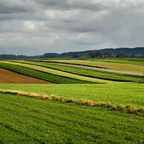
[43,47,144,58]
[98,47,144,55]
[0,47,144,59]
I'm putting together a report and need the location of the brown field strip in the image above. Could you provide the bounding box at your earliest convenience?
[0,68,53,84]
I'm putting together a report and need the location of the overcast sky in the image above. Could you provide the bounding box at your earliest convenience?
[0,0,144,55]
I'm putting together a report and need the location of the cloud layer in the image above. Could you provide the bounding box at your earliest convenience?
[0,0,144,55]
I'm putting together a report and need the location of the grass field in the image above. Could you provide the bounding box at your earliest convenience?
[0,83,143,108]
[47,60,144,74]
[0,89,144,144]
[0,58,144,144]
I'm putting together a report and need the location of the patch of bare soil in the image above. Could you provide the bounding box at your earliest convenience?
[0,68,53,84]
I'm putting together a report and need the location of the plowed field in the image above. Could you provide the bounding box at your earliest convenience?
[0,68,52,84]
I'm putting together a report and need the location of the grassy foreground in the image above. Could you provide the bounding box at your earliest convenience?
[0,92,144,144]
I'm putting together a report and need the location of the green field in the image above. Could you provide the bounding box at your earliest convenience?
[89,57,144,65]
[46,60,144,74]
[0,84,144,144]
[0,58,144,144]
[0,83,144,108]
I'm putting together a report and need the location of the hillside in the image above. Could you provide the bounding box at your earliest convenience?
[43,47,144,58]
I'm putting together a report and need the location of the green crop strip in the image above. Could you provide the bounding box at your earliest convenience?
[88,57,144,65]
[0,89,144,116]
[95,59,144,65]
[1,83,143,108]
[0,61,114,83]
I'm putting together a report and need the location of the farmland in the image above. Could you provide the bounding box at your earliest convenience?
[46,59,144,73]
[0,61,116,83]
[0,58,144,144]
[0,61,95,84]
[2,60,143,83]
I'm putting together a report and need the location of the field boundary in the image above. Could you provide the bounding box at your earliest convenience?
[0,89,144,116]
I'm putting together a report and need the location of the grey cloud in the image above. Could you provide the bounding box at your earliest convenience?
[35,0,114,11]
[0,0,144,55]
[0,0,34,14]
[45,1,144,35]
[0,0,44,21]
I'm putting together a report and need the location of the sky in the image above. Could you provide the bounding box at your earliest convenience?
[0,0,144,55]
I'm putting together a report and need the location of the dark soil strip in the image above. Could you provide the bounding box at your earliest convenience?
[0,68,53,84]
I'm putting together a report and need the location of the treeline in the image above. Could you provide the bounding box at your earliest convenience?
[0,54,40,59]
[0,47,144,59]
[43,47,144,58]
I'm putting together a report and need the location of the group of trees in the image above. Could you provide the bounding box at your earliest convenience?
[89,51,144,58]
[90,51,104,58]
[71,51,104,59]
[72,50,144,59]
[0,54,40,59]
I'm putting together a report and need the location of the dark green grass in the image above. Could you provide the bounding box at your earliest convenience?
[0,62,94,84]
[114,57,144,61]
[0,83,143,108]
[89,57,144,61]
[10,60,144,83]
[0,92,144,144]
